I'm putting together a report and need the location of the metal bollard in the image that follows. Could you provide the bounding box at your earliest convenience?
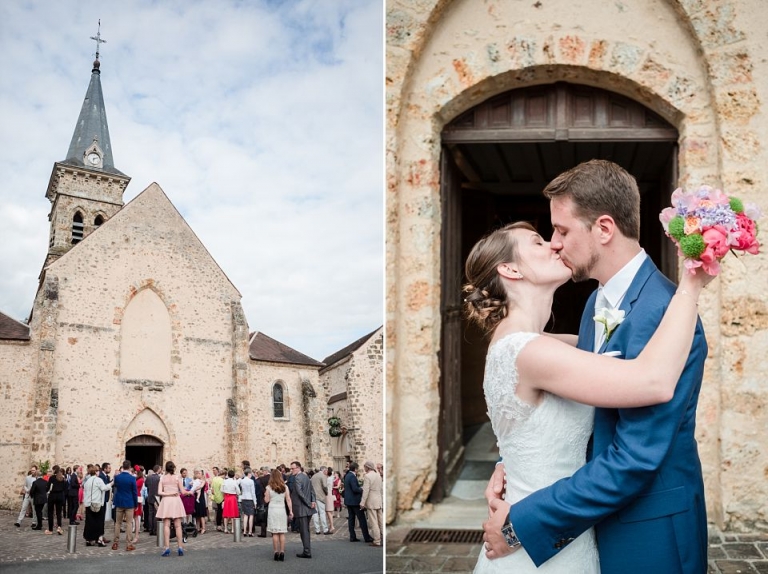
[233,517,242,542]
[157,522,165,548]
[67,524,77,554]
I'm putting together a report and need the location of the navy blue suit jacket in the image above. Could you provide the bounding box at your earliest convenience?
[509,257,708,574]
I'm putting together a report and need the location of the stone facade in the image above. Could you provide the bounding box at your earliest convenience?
[321,328,384,470]
[246,359,330,469]
[386,0,768,531]
[0,183,332,510]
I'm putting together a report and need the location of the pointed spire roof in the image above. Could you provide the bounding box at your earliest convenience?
[61,24,126,176]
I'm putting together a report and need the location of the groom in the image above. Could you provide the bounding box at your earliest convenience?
[482,160,708,573]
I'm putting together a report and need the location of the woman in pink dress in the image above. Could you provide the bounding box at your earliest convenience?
[332,471,342,513]
[325,467,335,533]
[155,461,186,557]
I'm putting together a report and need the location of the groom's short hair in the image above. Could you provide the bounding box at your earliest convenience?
[543,159,640,240]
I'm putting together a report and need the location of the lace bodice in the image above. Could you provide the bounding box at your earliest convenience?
[475,332,599,573]
[484,332,595,504]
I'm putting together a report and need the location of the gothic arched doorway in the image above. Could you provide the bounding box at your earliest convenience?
[434,82,679,501]
[125,434,164,471]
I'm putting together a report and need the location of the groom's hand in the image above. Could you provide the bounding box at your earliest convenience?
[484,462,506,515]
[483,497,514,559]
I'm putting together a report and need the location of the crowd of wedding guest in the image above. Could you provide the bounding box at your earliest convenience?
[13,457,384,559]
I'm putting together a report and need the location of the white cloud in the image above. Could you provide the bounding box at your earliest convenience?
[0,0,383,361]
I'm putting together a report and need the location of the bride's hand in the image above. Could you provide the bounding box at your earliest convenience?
[483,498,514,560]
[677,266,716,301]
[484,463,506,516]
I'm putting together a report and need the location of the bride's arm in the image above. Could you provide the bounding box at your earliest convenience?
[518,271,709,408]
[543,333,577,346]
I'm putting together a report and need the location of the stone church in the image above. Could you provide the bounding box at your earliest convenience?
[0,53,381,510]
[386,0,768,533]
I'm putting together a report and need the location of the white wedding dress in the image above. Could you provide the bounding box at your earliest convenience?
[474,332,600,574]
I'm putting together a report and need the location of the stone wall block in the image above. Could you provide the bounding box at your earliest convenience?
[679,137,714,168]
[587,40,608,69]
[708,51,753,87]
[386,8,418,49]
[608,42,643,76]
[635,56,673,93]
[690,4,746,50]
[506,37,537,70]
[557,35,586,65]
[720,128,760,165]
[666,75,697,109]
[715,87,760,125]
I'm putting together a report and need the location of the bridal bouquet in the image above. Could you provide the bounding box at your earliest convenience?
[659,186,761,275]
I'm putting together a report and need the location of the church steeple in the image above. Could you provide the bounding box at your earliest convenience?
[61,21,123,174]
[43,21,130,267]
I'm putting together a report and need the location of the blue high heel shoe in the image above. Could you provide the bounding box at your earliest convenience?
[178,548,184,556]
[161,548,171,557]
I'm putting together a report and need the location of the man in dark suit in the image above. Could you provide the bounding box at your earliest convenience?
[98,462,112,534]
[289,461,316,558]
[257,466,270,537]
[144,465,161,535]
[28,471,48,530]
[343,462,373,543]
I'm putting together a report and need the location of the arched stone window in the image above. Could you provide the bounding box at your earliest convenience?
[94,214,104,227]
[272,382,287,419]
[71,211,84,244]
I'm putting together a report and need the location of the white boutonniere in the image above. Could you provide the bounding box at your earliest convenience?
[594,307,625,342]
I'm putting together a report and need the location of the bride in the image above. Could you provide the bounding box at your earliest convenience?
[463,222,710,574]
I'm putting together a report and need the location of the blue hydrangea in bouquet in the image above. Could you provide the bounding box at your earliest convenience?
[659,185,761,276]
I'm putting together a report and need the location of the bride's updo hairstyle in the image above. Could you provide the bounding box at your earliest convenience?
[464,221,536,335]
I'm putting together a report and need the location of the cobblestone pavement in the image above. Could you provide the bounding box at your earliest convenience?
[0,509,374,565]
[385,524,768,573]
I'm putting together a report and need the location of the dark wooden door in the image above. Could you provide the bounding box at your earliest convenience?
[432,149,465,502]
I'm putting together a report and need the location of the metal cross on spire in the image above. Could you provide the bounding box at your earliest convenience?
[90,20,106,60]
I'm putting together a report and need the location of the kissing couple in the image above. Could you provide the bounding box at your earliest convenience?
[465,160,711,574]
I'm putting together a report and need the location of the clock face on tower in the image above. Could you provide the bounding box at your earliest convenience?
[87,152,101,166]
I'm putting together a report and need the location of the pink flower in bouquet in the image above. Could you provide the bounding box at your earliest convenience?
[684,215,702,235]
[702,225,731,259]
[659,207,677,230]
[732,213,760,254]
[698,245,721,276]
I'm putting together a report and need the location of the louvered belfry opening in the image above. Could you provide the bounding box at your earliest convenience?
[433,82,679,502]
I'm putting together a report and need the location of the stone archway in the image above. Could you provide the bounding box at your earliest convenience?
[386,0,727,521]
[120,406,174,466]
[433,81,679,501]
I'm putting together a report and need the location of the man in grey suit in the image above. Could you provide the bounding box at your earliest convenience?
[144,465,161,535]
[289,461,316,558]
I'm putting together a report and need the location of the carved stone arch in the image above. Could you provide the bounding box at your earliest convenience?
[114,280,181,386]
[117,404,176,463]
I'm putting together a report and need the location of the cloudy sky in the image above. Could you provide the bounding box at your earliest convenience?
[0,0,383,361]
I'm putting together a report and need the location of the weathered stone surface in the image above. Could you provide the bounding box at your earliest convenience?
[386,0,768,537]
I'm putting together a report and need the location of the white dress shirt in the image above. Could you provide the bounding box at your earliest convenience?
[594,249,647,351]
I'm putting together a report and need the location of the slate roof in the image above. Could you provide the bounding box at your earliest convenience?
[322,327,381,369]
[60,59,127,177]
[249,332,323,367]
[0,311,30,341]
